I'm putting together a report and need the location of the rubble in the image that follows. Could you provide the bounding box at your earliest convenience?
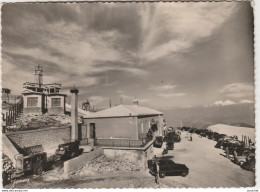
[5,113,71,132]
[73,155,143,176]
[2,153,15,177]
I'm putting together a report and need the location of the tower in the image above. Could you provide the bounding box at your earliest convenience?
[34,65,43,85]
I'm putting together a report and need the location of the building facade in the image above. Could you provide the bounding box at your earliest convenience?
[81,103,163,146]
[22,65,66,114]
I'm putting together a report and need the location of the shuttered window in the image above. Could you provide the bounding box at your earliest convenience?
[27,97,38,107]
[51,98,61,107]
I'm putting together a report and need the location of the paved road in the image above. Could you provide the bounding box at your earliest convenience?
[153,132,255,187]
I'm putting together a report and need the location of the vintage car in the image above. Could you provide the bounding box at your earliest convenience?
[148,158,189,178]
[153,136,163,148]
[241,153,255,172]
[222,140,241,150]
[55,140,82,160]
[164,132,181,143]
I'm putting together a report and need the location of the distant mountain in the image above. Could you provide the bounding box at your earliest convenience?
[160,103,255,129]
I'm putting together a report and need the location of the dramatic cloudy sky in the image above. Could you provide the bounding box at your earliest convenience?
[1,2,255,126]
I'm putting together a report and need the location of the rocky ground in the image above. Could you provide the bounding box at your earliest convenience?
[6,113,71,132]
[2,154,15,176]
[72,155,143,176]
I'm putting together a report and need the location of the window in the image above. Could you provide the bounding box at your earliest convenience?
[51,98,61,107]
[27,97,38,107]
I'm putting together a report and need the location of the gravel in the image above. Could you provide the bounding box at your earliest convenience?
[73,155,143,176]
[5,113,71,132]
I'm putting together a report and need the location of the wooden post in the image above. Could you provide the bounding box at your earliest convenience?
[6,112,9,126]
[14,105,17,120]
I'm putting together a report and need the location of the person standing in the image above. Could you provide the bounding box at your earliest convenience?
[249,139,252,146]
[155,161,160,186]
[233,150,238,163]
[226,147,230,159]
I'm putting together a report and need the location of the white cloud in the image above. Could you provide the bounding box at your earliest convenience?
[240,100,254,104]
[214,100,236,106]
[149,84,176,91]
[220,83,254,98]
[140,2,237,62]
[204,100,236,107]
[204,99,254,107]
[158,93,186,98]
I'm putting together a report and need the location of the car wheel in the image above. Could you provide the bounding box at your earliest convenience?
[33,164,43,175]
[181,171,188,177]
[159,172,166,178]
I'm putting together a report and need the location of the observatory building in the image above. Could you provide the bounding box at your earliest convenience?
[22,65,66,114]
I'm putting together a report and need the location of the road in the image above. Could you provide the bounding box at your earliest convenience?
[8,132,255,188]
[153,132,255,187]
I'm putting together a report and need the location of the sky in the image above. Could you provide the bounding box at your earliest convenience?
[1,2,255,126]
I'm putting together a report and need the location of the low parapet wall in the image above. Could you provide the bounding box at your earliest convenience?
[102,139,155,170]
[64,147,104,176]
[2,134,20,165]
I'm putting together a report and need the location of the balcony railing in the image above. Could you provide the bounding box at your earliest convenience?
[23,82,61,89]
[94,137,153,147]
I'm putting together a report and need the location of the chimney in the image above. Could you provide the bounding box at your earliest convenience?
[132,99,138,106]
[70,87,79,141]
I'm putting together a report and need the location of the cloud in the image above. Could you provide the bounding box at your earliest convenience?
[138,99,150,103]
[149,84,176,91]
[139,2,237,62]
[213,100,236,106]
[120,94,135,100]
[89,96,109,105]
[149,83,186,98]
[119,94,149,104]
[204,99,254,107]
[240,99,254,104]
[220,83,254,98]
[158,93,186,98]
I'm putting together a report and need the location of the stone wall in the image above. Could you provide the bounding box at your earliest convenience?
[6,126,71,152]
[103,141,154,170]
[64,147,104,176]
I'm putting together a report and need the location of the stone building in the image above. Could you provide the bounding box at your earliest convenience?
[22,65,66,114]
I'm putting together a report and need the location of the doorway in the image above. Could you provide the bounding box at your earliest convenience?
[89,123,96,139]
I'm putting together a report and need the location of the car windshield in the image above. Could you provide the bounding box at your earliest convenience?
[157,137,163,141]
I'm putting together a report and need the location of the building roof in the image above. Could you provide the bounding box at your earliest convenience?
[83,105,163,119]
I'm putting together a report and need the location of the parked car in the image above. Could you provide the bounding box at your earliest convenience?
[241,153,255,172]
[222,140,241,150]
[212,132,220,141]
[201,130,210,137]
[148,158,189,178]
[164,132,181,143]
[153,136,163,148]
[55,140,83,160]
